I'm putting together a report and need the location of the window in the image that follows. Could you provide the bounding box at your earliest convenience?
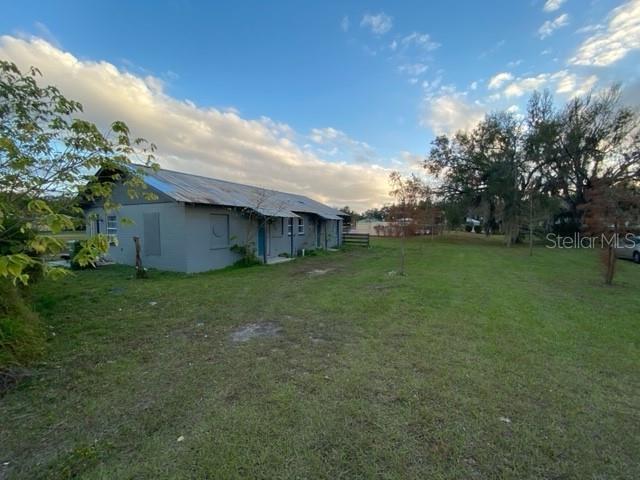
[297,217,305,235]
[288,218,293,236]
[106,215,118,245]
[210,214,230,249]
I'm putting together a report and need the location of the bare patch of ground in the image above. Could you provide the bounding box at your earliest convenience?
[230,322,282,343]
[307,268,334,277]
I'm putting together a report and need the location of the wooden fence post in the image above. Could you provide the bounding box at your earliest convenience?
[133,236,147,278]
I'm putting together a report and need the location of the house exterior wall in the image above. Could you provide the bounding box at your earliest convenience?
[267,217,292,257]
[183,204,254,273]
[85,198,343,273]
[85,202,188,272]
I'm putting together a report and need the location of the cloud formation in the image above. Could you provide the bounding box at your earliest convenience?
[543,0,566,13]
[488,72,514,90]
[501,70,598,98]
[0,35,393,210]
[570,0,640,66]
[340,16,350,32]
[421,92,486,136]
[360,12,393,35]
[400,32,440,51]
[538,13,569,39]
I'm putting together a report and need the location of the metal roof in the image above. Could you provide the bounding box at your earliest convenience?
[138,166,345,220]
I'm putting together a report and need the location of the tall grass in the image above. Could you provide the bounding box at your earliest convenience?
[0,280,45,391]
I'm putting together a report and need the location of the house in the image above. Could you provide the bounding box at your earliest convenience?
[83,165,345,273]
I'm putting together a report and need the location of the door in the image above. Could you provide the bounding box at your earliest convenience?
[257,223,266,258]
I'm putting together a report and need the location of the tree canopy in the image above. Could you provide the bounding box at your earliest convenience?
[0,60,157,285]
[425,86,640,246]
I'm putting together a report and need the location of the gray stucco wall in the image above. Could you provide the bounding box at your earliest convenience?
[183,205,253,273]
[86,202,188,272]
[85,203,343,273]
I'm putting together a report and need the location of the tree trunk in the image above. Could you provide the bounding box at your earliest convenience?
[529,195,534,257]
[400,227,406,275]
[604,246,616,285]
[133,236,146,278]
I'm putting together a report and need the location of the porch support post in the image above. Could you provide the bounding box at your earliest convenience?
[263,216,268,264]
[290,218,294,256]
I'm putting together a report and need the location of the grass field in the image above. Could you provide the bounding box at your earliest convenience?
[1,234,639,479]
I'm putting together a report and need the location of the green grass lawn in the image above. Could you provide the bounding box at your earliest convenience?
[1,234,639,479]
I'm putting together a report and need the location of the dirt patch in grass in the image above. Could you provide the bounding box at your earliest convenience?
[229,322,282,343]
[306,268,334,277]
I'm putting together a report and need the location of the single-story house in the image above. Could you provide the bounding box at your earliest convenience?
[83,165,346,273]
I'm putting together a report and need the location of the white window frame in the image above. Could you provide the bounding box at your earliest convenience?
[106,215,118,245]
[297,217,305,235]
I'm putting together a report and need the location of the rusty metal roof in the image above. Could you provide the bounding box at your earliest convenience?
[139,166,345,220]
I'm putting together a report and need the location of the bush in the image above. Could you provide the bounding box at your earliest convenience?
[230,244,261,267]
[465,224,473,232]
[70,240,94,270]
[0,280,45,390]
[474,225,483,234]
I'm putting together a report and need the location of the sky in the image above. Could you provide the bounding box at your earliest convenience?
[1,0,640,210]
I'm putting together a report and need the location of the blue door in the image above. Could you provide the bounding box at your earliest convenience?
[257,224,265,258]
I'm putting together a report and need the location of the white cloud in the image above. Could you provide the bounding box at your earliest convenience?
[340,16,350,32]
[400,32,440,51]
[569,0,640,66]
[552,70,598,97]
[0,36,393,210]
[488,72,514,89]
[543,0,566,13]
[501,70,599,98]
[422,91,486,135]
[538,13,570,39]
[507,59,523,67]
[398,63,428,76]
[470,81,478,90]
[503,73,550,97]
[360,12,393,35]
[575,23,604,34]
[307,127,376,164]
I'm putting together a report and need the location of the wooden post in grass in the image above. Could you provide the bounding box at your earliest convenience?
[133,236,147,278]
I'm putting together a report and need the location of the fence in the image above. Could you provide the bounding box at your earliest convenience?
[342,233,370,247]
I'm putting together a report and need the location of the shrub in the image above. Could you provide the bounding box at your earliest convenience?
[465,224,473,232]
[70,240,90,270]
[0,280,45,390]
[230,244,261,267]
[474,225,483,234]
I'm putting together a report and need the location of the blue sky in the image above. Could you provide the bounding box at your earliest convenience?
[1,0,639,209]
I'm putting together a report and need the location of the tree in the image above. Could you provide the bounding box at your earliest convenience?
[426,86,640,247]
[0,60,157,285]
[339,206,360,219]
[231,187,287,265]
[388,171,429,275]
[529,86,640,229]
[580,178,640,285]
[426,111,529,246]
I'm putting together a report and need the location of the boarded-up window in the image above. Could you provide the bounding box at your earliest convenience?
[143,212,161,256]
[210,214,229,249]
